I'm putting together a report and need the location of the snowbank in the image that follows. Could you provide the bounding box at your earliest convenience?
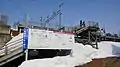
[19,41,120,67]
[93,41,120,58]
[18,29,120,67]
[19,43,97,67]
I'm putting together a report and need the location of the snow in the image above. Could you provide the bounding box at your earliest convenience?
[19,44,96,67]
[19,41,120,67]
[18,29,120,67]
[28,29,75,49]
[19,29,97,67]
[1,29,120,67]
[93,41,120,58]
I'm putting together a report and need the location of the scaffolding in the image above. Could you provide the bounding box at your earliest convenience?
[73,20,100,49]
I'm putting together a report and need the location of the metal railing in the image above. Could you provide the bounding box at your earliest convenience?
[86,21,99,28]
[74,21,99,30]
[0,38,23,57]
[74,21,99,34]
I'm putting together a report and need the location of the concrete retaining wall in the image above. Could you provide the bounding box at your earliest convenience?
[0,34,11,48]
[0,25,10,34]
[0,24,11,48]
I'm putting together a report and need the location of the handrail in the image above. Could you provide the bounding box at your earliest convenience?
[0,47,23,65]
[6,38,23,45]
[0,38,23,57]
[0,38,22,50]
[7,39,22,48]
[7,45,22,54]
[75,22,99,30]
[76,26,89,34]
[74,22,99,34]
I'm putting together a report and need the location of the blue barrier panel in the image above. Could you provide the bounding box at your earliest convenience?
[23,28,29,50]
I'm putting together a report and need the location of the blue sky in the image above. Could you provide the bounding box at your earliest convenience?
[0,0,120,33]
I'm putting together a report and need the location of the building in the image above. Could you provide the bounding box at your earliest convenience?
[0,14,11,48]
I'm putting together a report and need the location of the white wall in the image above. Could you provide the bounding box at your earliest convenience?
[28,29,75,49]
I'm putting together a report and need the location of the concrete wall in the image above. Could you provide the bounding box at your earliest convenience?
[0,24,11,48]
[0,34,11,48]
[0,25,10,34]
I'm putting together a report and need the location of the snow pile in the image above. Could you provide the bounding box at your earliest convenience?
[18,29,97,67]
[19,41,120,67]
[19,40,120,67]
[93,41,120,58]
[19,43,97,67]
[18,29,120,67]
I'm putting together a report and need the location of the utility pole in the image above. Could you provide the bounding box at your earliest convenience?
[42,2,64,30]
[58,2,64,29]
[25,14,28,28]
[40,17,43,28]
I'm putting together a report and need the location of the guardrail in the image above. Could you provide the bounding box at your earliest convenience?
[0,38,23,57]
[0,38,24,66]
[74,21,99,30]
[86,21,99,28]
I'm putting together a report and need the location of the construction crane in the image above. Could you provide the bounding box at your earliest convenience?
[41,3,64,29]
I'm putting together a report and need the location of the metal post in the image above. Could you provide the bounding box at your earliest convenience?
[95,35,98,49]
[25,14,28,28]
[5,45,8,55]
[25,14,28,61]
[58,3,63,29]
[59,12,62,29]
[88,31,91,44]
[25,49,28,61]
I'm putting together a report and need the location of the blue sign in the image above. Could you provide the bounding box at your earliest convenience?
[23,28,29,50]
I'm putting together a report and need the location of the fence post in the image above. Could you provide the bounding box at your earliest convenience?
[5,45,8,55]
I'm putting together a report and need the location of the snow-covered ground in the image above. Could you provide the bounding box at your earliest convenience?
[18,29,120,67]
[19,41,120,67]
[1,29,120,67]
[93,41,120,58]
[19,43,96,67]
